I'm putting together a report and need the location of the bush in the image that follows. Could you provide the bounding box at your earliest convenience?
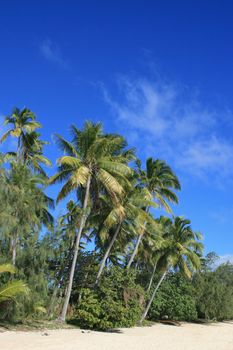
[193,264,233,321]
[73,267,145,330]
[149,273,198,321]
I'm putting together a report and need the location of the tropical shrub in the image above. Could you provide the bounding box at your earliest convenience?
[193,263,233,320]
[148,273,198,321]
[73,267,145,330]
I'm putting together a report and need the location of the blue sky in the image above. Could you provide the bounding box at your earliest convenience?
[1,0,233,261]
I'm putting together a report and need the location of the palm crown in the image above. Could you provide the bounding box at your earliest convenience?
[1,107,41,154]
[50,122,133,204]
[138,157,181,213]
[1,107,51,175]
[156,216,203,277]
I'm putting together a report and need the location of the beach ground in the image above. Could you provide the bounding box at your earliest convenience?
[1,322,233,350]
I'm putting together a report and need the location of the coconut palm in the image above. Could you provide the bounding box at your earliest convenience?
[50,122,133,321]
[0,107,42,162]
[140,216,203,323]
[127,158,181,269]
[0,264,29,303]
[8,132,51,176]
[94,187,158,285]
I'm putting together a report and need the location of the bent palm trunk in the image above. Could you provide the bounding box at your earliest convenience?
[48,248,73,317]
[127,234,142,269]
[48,279,62,317]
[140,269,167,324]
[59,175,91,322]
[95,222,122,286]
[147,260,158,293]
[127,208,149,269]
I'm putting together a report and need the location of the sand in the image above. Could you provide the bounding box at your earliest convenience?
[1,322,233,350]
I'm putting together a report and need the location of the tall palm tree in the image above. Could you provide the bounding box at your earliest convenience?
[0,107,42,162]
[50,122,133,321]
[140,216,203,323]
[127,158,180,269]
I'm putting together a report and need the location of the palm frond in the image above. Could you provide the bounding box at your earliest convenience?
[0,264,15,274]
[97,169,124,197]
[0,280,30,302]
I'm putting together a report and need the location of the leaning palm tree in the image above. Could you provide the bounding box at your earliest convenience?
[94,186,158,285]
[50,122,133,321]
[0,107,42,162]
[140,216,203,323]
[127,158,181,268]
[0,264,29,303]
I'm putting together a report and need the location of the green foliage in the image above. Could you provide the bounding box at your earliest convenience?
[149,273,197,321]
[0,263,29,319]
[12,236,50,319]
[73,267,145,330]
[193,263,233,320]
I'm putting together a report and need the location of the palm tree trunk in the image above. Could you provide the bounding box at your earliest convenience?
[17,136,21,163]
[12,242,16,266]
[127,234,142,269]
[48,248,73,317]
[95,222,122,286]
[147,260,157,293]
[48,272,66,317]
[11,232,18,266]
[48,282,61,317]
[127,207,149,269]
[58,174,91,322]
[140,269,167,324]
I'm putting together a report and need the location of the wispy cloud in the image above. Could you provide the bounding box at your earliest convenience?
[39,39,68,68]
[102,76,233,183]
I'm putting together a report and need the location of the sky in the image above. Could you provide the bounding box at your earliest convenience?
[0,0,233,262]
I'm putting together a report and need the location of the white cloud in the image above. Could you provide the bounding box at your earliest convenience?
[103,76,233,183]
[178,137,233,179]
[39,39,68,68]
[103,78,174,137]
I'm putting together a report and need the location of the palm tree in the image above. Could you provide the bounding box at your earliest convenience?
[94,187,158,285]
[50,122,133,321]
[1,108,51,176]
[14,131,51,176]
[127,158,180,269]
[0,107,42,162]
[0,264,29,303]
[140,216,203,323]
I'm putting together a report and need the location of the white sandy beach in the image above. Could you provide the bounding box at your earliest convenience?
[1,322,233,350]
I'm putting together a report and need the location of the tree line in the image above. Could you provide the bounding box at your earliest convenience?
[0,107,231,328]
